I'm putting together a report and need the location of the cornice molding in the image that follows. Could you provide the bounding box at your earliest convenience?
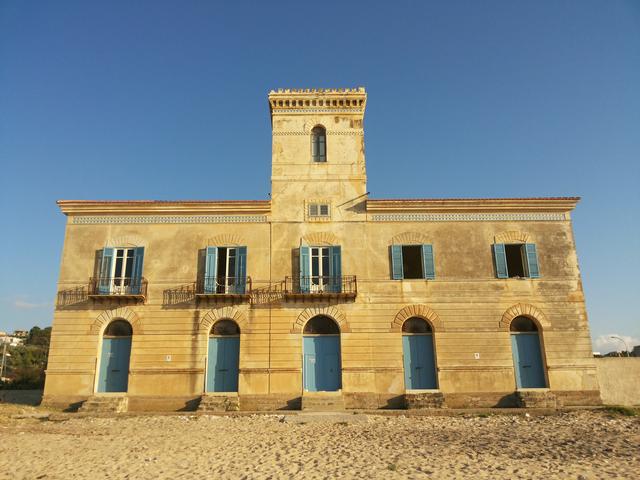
[58,200,271,216]
[367,197,579,214]
[269,87,367,115]
[372,213,567,222]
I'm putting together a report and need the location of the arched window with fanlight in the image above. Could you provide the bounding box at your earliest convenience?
[311,126,326,162]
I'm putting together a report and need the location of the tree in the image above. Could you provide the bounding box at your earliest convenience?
[26,326,51,347]
[1,325,51,389]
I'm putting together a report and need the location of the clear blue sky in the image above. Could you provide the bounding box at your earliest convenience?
[1,1,638,352]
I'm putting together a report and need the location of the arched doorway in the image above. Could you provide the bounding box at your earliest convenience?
[97,320,132,392]
[206,320,240,392]
[303,316,341,392]
[402,317,437,390]
[510,316,547,388]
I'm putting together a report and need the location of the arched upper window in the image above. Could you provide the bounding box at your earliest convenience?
[104,319,133,337]
[510,316,538,332]
[311,126,326,162]
[402,317,432,334]
[303,315,339,334]
[211,319,240,336]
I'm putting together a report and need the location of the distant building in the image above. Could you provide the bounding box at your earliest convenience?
[632,345,640,357]
[0,333,24,347]
[13,330,28,338]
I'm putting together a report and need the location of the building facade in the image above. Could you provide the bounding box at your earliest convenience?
[44,88,600,411]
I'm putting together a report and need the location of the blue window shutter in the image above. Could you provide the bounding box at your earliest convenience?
[204,247,218,294]
[391,245,404,280]
[422,244,435,280]
[299,246,310,293]
[318,134,326,159]
[235,246,247,294]
[329,246,342,293]
[524,243,540,278]
[131,247,145,294]
[493,244,508,279]
[98,248,114,294]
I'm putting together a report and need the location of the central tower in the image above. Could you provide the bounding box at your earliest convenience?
[268,88,368,222]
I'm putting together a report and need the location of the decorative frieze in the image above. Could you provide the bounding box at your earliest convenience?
[273,130,364,136]
[269,87,367,114]
[372,212,567,222]
[272,108,363,114]
[73,215,268,225]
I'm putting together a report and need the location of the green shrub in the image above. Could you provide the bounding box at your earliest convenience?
[603,406,637,417]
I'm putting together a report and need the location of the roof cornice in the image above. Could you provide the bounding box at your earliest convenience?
[57,200,271,216]
[366,197,580,213]
[269,87,367,116]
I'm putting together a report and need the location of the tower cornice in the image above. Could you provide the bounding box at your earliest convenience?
[269,87,367,115]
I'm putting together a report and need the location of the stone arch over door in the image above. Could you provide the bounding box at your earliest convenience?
[390,231,430,245]
[302,232,339,246]
[205,234,245,247]
[292,306,349,333]
[494,231,531,244]
[500,303,550,331]
[391,305,443,332]
[90,307,143,335]
[104,235,147,248]
[200,306,248,334]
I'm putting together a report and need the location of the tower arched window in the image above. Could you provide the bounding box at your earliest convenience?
[311,126,326,162]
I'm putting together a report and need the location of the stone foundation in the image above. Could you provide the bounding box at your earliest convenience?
[343,392,405,410]
[554,390,602,407]
[79,395,128,413]
[239,395,301,411]
[302,392,345,411]
[441,392,518,409]
[404,391,446,409]
[514,390,557,408]
[198,394,240,412]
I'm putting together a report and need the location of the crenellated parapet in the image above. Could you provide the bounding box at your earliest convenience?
[269,87,367,115]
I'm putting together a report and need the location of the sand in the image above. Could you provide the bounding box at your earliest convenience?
[0,407,638,479]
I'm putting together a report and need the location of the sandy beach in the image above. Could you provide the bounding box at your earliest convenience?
[0,407,638,479]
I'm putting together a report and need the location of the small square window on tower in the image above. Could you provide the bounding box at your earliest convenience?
[307,202,331,220]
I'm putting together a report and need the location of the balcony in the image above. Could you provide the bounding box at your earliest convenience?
[89,277,147,302]
[283,276,357,300]
[195,276,252,302]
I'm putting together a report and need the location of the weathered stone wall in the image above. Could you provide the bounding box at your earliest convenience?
[43,88,600,410]
[596,358,640,406]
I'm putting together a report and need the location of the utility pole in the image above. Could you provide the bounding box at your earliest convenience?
[610,336,630,357]
[0,341,7,378]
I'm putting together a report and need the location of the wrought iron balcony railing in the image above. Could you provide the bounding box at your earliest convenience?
[196,276,251,296]
[89,277,148,298]
[284,275,357,297]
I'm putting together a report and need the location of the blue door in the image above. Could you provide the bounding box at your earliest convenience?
[207,337,240,392]
[511,333,546,388]
[303,336,341,391]
[403,334,437,390]
[97,337,131,392]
